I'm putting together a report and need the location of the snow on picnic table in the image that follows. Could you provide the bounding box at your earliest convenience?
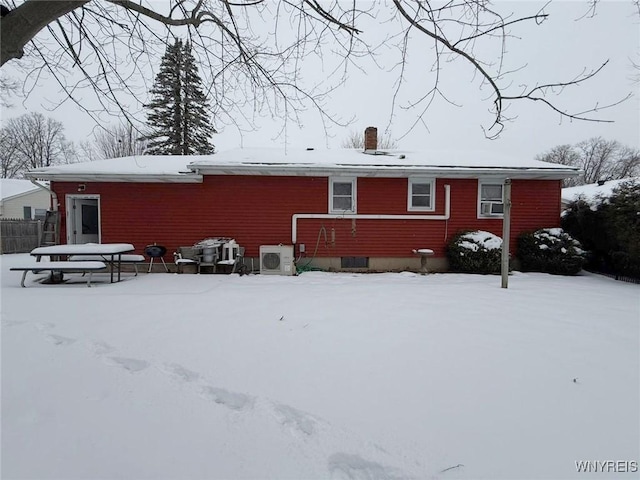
[1,254,638,479]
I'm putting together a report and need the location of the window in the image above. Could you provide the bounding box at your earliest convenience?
[23,206,32,219]
[81,203,99,235]
[408,178,435,211]
[34,209,47,221]
[478,182,504,217]
[330,177,356,213]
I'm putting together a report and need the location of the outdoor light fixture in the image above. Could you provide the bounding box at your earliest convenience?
[78,184,86,192]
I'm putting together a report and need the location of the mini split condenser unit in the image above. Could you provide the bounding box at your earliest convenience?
[260,245,295,276]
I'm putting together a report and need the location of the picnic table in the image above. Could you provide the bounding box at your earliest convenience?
[29,243,136,284]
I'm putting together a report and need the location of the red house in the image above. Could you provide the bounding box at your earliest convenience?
[27,128,578,272]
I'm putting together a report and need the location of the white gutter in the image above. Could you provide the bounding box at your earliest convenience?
[25,173,203,183]
[192,164,579,180]
[292,185,451,244]
[30,179,58,211]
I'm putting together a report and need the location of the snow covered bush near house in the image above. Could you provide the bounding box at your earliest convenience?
[1,253,638,479]
[447,230,503,274]
[518,228,588,276]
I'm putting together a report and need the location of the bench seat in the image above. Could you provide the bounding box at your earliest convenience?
[175,258,198,265]
[216,259,236,265]
[69,254,146,275]
[10,261,107,287]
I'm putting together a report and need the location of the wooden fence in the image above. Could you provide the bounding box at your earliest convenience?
[0,219,41,254]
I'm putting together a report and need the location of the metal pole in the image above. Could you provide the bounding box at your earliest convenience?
[501,179,512,289]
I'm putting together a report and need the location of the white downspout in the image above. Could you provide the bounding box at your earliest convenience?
[292,184,451,244]
[30,179,58,211]
[30,179,59,246]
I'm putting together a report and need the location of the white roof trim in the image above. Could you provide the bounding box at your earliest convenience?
[25,173,203,183]
[189,164,577,180]
[187,148,579,180]
[22,148,580,182]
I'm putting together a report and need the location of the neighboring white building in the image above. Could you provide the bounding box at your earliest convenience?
[0,179,51,219]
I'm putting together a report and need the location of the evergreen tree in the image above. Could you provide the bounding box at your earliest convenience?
[143,39,216,155]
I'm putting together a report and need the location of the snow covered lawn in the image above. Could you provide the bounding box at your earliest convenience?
[2,254,638,479]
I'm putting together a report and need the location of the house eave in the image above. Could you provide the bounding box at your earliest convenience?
[189,164,579,180]
[24,173,203,184]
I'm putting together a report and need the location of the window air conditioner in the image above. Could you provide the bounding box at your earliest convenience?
[260,245,295,276]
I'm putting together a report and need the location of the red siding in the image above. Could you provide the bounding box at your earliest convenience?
[52,176,561,258]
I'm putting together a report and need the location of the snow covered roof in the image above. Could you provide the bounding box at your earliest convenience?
[189,148,579,179]
[25,148,579,182]
[25,156,202,183]
[561,178,638,204]
[1,179,48,200]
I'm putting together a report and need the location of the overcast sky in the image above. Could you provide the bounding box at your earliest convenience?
[1,1,638,160]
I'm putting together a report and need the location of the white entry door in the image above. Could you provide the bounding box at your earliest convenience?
[67,196,101,244]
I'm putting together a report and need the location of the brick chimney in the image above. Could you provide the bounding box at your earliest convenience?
[364,126,377,151]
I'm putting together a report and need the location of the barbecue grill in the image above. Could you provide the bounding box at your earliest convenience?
[144,244,168,273]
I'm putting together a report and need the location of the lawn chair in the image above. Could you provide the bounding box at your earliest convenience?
[232,247,248,275]
[216,245,248,275]
[174,246,201,274]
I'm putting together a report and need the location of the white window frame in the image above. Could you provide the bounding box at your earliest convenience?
[407,177,435,212]
[478,180,505,218]
[329,177,357,213]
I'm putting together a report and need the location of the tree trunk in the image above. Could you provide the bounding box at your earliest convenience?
[1,0,90,67]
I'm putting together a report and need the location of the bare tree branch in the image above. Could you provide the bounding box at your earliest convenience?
[1,1,90,65]
[537,137,640,186]
[1,0,635,141]
[0,72,19,107]
[93,123,148,159]
[0,112,71,177]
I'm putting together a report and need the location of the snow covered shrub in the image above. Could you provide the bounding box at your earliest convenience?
[517,228,587,275]
[447,231,502,274]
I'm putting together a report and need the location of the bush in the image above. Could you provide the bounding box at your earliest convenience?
[447,230,502,274]
[562,180,640,277]
[517,228,587,275]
